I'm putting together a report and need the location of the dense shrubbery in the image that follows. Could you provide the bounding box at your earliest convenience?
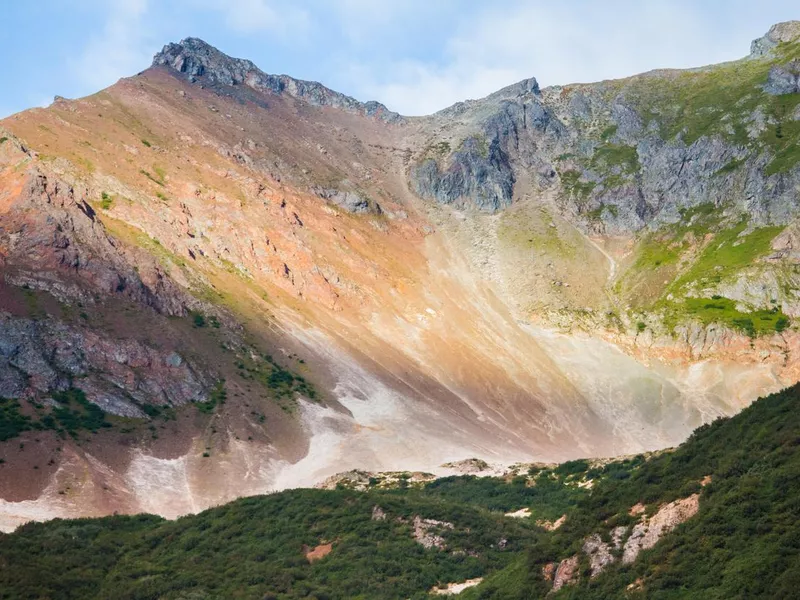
[0,388,111,441]
[0,398,34,441]
[0,489,535,600]
[2,384,800,599]
[412,471,587,521]
[467,383,800,599]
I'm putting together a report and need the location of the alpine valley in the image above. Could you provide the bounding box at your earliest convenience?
[2,19,800,599]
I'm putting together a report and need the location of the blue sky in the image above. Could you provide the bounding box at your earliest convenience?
[1,1,798,117]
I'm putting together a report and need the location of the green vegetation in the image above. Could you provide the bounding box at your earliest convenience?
[433,141,451,156]
[497,207,577,258]
[586,203,618,221]
[619,52,765,145]
[140,138,152,147]
[763,93,800,175]
[621,203,787,335]
[466,135,489,158]
[591,143,639,175]
[715,157,746,175]
[0,388,111,442]
[100,191,113,210]
[410,469,588,522]
[190,311,207,328]
[139,168,165,187]
[599,124,618,141]
[103,217,188,274]
[470,382,800,599]
[621,203,719,303]
[0,398,35,442]
[615,40,800,175]
[0,489,533,600]
[195,381,227,415]
[234,351,318,408]
[559,169,596,203]
[49,388,111,437]
[0,136,8,144]
[3,383,800,598]
[662,297,790,337]
[671,218,782,292]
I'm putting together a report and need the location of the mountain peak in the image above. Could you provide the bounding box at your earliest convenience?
[152,38,403,123]
[750,20,800,57]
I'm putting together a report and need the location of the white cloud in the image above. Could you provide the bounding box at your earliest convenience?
[191,0,310,36]
[70,0,154,90]
[344,0,792,115]
[328,0,447,44]
[66,0,311,95]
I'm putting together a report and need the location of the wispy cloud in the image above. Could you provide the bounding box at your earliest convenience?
[190,0,310,36]
[343,0,790,115]
[69,0,154,90]
[4,0,797,117]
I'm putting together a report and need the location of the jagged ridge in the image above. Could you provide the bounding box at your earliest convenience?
[153,37,403,123]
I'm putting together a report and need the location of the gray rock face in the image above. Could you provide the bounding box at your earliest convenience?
[583,533,615,577]
[765,60,800,95]
[0,312,212,416]
[311,186,381,214]
[750,21,800,57]
[408,22,800,229]
[153,38,403,123]
[411,136,515,211]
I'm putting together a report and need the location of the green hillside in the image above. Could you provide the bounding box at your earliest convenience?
[2,384,800,599]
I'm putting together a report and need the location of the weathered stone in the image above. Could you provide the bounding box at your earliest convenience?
[153,38,403,123]
[0,312,212,416]
[623,494,700,564]
[583,533,615,577]
[552,554,580,591]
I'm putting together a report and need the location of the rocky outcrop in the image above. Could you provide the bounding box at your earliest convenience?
[412,515,454,550]
[623,494,700,564]
[310,186,380,214]
[431,578,484,595]
[546,494,699,590]
[582,533,616,577]
[411,135,516,211]
[153,38,402,123]
[536,514,566,530]
[552,555,580,591]
[409,22,800,232]
[581,526,627,578]
[765,60,800,95]
[750,21,800,57]
[0,313,212,416]
[1,166,194,316]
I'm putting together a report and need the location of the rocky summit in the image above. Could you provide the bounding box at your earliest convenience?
[1,21,800,540]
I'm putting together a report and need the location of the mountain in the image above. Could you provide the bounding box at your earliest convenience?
[2,381,799,599]
[0,22,799,530]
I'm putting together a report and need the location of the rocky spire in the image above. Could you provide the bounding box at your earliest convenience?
[152,38,403,123]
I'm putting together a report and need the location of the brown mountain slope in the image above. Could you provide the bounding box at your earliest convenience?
[0,36,796,529]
